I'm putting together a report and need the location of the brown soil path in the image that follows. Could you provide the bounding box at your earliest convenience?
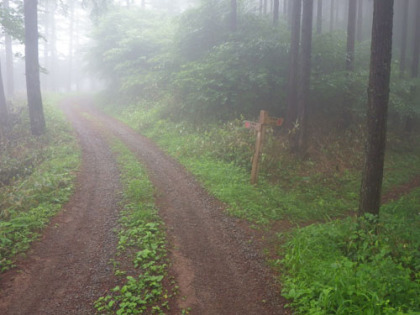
[0,99,122,314]
[0,99,287,314]
[83,103,287,314]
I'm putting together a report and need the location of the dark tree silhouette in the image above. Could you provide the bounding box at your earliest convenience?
[24,0,46,136]
[399,0,409,78]
[285,0,301,131]
[346,0,357,71]
[273,0,279,25]
[329,0,334,31]
[4,0,14,98]
[0,60,8,135]
[295,0,313,155]
[316,0,322,34]
[230,0,237,31]
[356,0,363,42]
[411,0,420,79]
[359,0,394,216]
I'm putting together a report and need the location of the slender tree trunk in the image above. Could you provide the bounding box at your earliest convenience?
[0,61,9,134]
[67,1,75,92]
[230,0,237,31]
[4,0,14,98]
[24,0,46,136]
[295,0,313,155]
[411,0,420,79]
[50,1,57,92]
[43,0,50,91]
[273,0,280,25]
[404,0,420,136]
[346,0,357,71]
[329,0,334,31]
[286,0,301,130]
[316,0,322,34]
[359,0,394,216]
[399,0,409,78]
[356,0,363,41]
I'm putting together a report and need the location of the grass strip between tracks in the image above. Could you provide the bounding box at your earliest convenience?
[95,139,176,315]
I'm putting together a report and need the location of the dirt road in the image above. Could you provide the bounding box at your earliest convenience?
[0,99,286,314]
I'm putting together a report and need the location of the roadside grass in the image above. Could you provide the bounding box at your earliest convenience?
[103,102,419,225]
[100,99,420,314]
[95,139,173,315]
[0,100,80,272]
[279,188,420,314]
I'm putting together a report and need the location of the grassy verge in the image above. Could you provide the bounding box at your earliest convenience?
[102,102,420,224]
[100,99,420,314]
[95,139,173,315]
[0,100,80,272]
[280,188,420,314]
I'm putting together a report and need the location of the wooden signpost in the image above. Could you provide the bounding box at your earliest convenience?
[244,110,284,185]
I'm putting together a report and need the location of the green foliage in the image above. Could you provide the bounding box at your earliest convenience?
[0,101,80,272]
[95,140,171,314]
[174,0,231,61]
[0,1,24,41]
[280,191,420,314]
[103,102,361,224]
[88,7,173,100]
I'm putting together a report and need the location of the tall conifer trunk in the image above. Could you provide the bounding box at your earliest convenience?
[295,0,313,155]
[346,0,357,71]
[0,61,8,134]
[4,0,14,98]
[399,0,409,78]
[285,0,301,131]
[24,0,46,136]
[359,0,394,216]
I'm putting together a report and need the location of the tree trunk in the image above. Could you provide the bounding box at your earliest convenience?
[359,0,394,216]
[43,0,50,91]
[329,0,334,31]
[356,0,363,41]
[273,0,280,25]
[405,0,420,136]
[230,0,237,32]
[4,0,14,98]
[399,0,409,78]
[24,0,46,136]
[316,0,322,34]
[50,0,57,92]
[346,0,357,71]
[67,1,75,92]
[295,0,313,155]
[285,0,301,130]
[411,0,420,79]
[0,61,9,134]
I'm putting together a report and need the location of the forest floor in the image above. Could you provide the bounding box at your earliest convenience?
[0,98,288,315]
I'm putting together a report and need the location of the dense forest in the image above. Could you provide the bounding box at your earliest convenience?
[1,0,419,314]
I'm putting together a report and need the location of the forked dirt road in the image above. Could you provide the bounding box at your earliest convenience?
[0,98,286,314]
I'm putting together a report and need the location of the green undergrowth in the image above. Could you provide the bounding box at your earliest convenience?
[102,101,418,225]
[100,100,420,314]
[95,139,172,314]
[279,188,420,314]
[0,100,80,272]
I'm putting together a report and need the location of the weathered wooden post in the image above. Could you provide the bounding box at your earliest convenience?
[250,110,268,185]
[245,110,283,185]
